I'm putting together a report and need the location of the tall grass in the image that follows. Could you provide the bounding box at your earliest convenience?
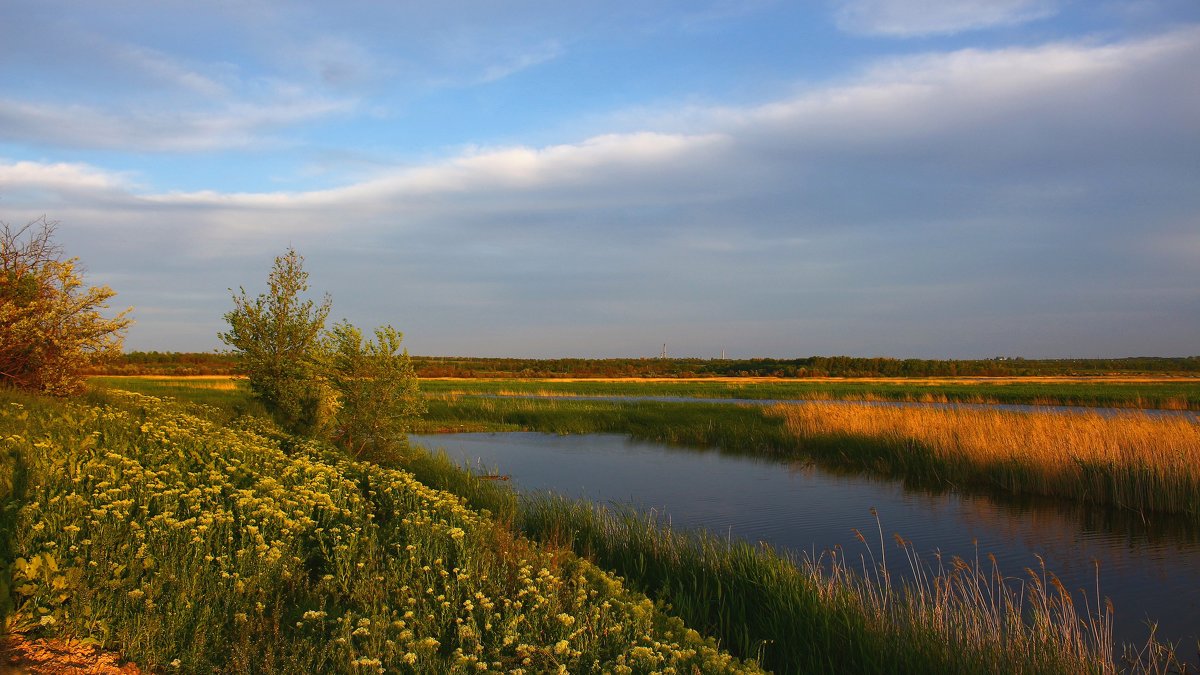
[513,494,1182,674]
[770,403,1200,518]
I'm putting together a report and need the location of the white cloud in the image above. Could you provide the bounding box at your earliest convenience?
[7,27,1198,226]
[0,96,356,152]
[833,0,1060,37]
[8,28,1196,209]
[0,159,134,193]
[4,27,1198,355]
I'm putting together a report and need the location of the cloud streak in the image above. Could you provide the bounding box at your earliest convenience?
[834,0,1060,37]
[0,95,356,152]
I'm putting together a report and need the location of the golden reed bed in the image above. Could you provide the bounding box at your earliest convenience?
[768,402,1200,518]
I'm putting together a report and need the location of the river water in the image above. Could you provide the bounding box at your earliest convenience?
[411,430,1200,659]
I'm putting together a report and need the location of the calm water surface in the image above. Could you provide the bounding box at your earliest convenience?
[411,431,1200,657]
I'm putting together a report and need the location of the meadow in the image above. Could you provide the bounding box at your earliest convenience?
[90,374,1200,411]
[1,388,757,673]
[56,375,1196,672]
[420,377,1200,410]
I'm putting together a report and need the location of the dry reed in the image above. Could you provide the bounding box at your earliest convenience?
[769,403,1200,517]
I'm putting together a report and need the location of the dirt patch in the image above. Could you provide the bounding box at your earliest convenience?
[0,635,142,674]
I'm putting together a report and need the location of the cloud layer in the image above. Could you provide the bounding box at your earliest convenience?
[2,4,1197,357]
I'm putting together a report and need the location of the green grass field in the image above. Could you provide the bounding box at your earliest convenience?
[421,377,1200,410]
[90,374,1200,410]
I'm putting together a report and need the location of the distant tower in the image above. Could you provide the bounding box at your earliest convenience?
[721,348,726,360]
[661,343,667,359]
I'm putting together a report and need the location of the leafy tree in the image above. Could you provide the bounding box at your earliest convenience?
[323,321,426,460]
[219,248,425,450]
[0,217,131,396]
[218,248,334,435]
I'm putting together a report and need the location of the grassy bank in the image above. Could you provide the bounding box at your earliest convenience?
[0,389,758,673]
[422,378,1200,410]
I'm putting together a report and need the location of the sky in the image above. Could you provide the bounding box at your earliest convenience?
[2,0,1198,359]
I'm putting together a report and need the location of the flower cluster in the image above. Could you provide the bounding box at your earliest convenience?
[1,390,759,673]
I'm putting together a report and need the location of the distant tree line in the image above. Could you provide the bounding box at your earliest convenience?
[88,350,238,375]
[92,353,1200,379]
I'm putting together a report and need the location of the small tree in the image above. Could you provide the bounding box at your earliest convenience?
[324,321,426,460]
[0,217,131,395]
[218,248,333,435]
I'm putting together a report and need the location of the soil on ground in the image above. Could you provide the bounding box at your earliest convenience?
[0,635,141,674]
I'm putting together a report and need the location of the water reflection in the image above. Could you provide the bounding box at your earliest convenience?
[411,431,1200,658]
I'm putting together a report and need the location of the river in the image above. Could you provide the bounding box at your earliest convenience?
[411,430,1200,660]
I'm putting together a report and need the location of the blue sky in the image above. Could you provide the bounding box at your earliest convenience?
[2,0,1198,358]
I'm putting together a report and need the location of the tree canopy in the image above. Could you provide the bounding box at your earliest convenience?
[0,217,131,395]
[219,247,333,436]
[220,248,423,455]
[324,321,426,460]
